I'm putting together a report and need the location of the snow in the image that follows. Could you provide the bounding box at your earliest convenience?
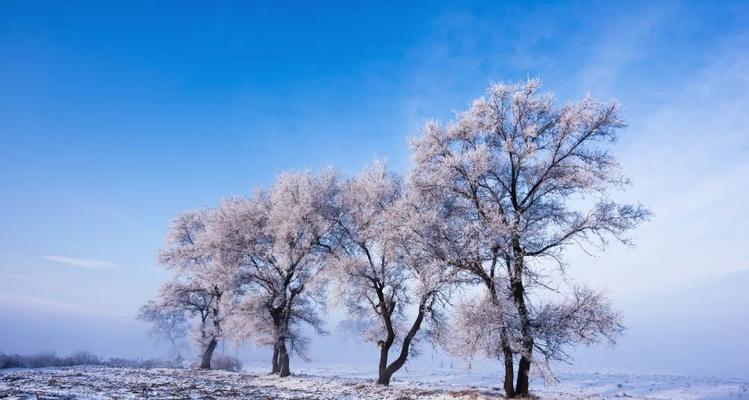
[1,363,747,399]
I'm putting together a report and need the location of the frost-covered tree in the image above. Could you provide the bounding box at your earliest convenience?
[410,79,649,397]
[449,283,624,383]
[531,286,624,367]
[212,171,338,377]
[328,163,454,385]
[151,210,241,369]
[137,297,188,360]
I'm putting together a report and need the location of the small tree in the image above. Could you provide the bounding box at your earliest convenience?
[153,210,240,369]
[137,298,188,360]
[212,170,338,377]
[410,79,649,397]
[329,163,453,385]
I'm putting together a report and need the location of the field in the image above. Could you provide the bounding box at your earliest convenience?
[1,363,747,399]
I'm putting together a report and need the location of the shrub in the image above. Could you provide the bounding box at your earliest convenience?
[210,355,242,372]
[66,351,102,366]
[106,357,178,369]
[0,352,176,369]
[0,352,102,368]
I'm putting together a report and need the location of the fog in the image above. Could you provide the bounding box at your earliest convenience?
[2,269,747,380]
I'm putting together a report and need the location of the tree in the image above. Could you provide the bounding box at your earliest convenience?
[153,210,240,369]
[449,283,624,384]
[137,298,188,360]
[409,79,649,397]
[328,163,454,385]
[212,170,338,377]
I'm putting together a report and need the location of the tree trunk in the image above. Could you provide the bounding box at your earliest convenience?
[270,304,286,376]
[373,284,397,386]
[200,337,218,369]
[376,369,392,386]
[271,345,280,374]
[277,338,290,377]
[377,301,426,386]
[484,277,516,398]
[502,329,516,398]
[373,295,428,386]
[376,338,392,385]
[511,242,533,397]
[516,355,532,396]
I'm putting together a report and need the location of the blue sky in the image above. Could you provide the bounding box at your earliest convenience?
[1,1,748,378]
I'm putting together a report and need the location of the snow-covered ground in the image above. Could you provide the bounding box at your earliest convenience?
[1,363,747,399]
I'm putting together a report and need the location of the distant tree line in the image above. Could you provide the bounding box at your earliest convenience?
[0,351,241,371]
[140,79,649,398]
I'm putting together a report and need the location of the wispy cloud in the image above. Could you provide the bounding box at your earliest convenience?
[43,255,116,269]
[566,32,749,298]
[0,291,121,318]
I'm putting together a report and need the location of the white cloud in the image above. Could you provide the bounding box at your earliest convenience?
[43,255,116,269]
[564,32,749,299]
